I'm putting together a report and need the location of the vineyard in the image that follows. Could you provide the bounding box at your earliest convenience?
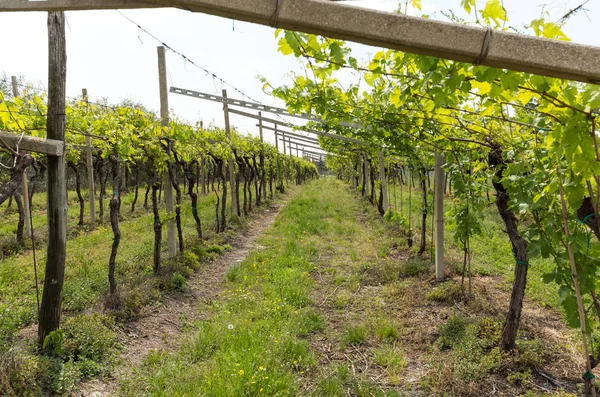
[2,0,600,396]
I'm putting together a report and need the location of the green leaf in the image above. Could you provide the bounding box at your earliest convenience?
[481,0,507,27]
[461,0,476,14]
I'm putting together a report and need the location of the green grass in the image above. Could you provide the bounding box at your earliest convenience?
[0,180,287,352]
[119,178,396,396]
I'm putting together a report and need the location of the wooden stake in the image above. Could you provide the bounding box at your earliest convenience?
[434,149,445,281]
[222,89,239,217]
[39,11,67,348]
[11,76,32,238]
[558,182,596,396]
[378,150,389,212]
[274,126,281,187]
[157,46,177,258]
[82,88,96,226]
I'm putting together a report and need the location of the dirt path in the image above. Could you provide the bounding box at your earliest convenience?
[79,198,288,396]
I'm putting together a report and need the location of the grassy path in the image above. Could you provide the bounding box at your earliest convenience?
[118,178,583,396]
[81,196,289,396]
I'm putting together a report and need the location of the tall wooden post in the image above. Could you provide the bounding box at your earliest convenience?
[11,76,32,238]
[258,112,264,143]
[434,149,445,281]
[274,125,281,187]
[364,154,370,196]
[157,46,177,258]
[282,131,288,185]
[39,11,67,347]
[222,89,239,217]
[358,155,364,191]
[82,88,96,226]
[379,150,389,212]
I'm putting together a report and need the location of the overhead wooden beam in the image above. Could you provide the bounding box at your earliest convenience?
[229,108,369,146]
[3,0,600,84]
[1,0,162,11]
[287,139,327,154]
[0,131,64,156]
[260,125,319,144]
[172,86,363,128]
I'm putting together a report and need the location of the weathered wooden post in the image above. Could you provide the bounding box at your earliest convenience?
[81,88,96,226]
[434,149,445,281]
[274,124,282,188]
[378,150,389,212]
[364,153,370,196]
[258,111,267,200]
[282,131,289,185]
[11,76,32,238]
[157,45,177,258]
[39,11,67,348]
[222,89,239,217]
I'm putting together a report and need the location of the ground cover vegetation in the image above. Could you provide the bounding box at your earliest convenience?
[0,80,317,394]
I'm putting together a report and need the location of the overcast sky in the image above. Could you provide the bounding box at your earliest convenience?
[0,0,597,150]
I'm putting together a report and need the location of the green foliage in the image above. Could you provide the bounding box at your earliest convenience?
[42,330,64,356]
[437,315,469,349]
[171,272,186,292]
[506,369,531,385]
[62,313,117,366]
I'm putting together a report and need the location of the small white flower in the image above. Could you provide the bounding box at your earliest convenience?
[228,324,234,330]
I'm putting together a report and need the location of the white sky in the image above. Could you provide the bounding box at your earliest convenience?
[0,0,598,150]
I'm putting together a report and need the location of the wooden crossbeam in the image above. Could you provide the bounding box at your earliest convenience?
[171,86,363,128]
[229,108,369,146]
[1,0,162,11]
[2,0,600,84]
[0,131,64,156]
[260,125,319,144]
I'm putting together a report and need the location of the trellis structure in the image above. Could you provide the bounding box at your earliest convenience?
[4,0,600,351]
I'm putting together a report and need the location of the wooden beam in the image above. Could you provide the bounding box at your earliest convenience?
[0,0,162,11]
[230,108,369,146]
[259,125,319,144]
[0,131,64,156]
[287,142,324,153]
[3,0,600,84]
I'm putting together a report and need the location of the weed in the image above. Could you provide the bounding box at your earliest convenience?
[342,325,368,347]
[426,281,463,303]
[506,369,531,385]
[437,315,469,349]
[374,319,400,343]
[399,257,430,277]
[373,345,406,383]
[171,272,186,291]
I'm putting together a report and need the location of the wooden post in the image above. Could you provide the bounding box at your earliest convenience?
[82,88,96,226]
[157,45,177,258]
[364,154,370,196]
[434,149,445,281]
[39,11,67,347]
[222,89,238,217]
[282,131,288,185]
[11,76,32,238]
[274,125,281,187]
[258,112,263,143]
[379,150,389,212]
